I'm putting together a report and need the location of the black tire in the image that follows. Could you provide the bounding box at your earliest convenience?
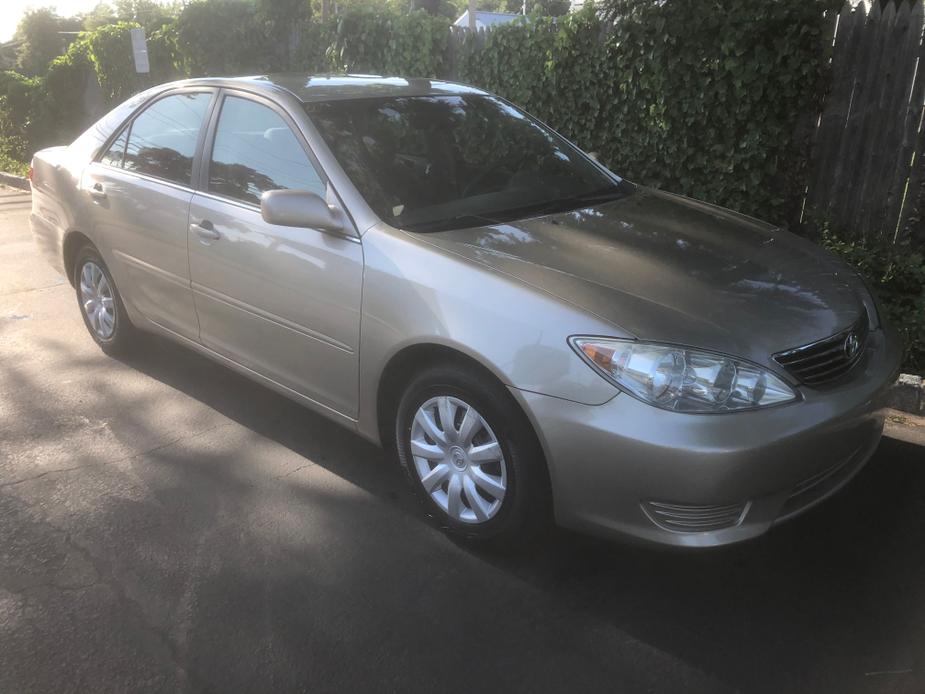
[74,246,135,355]
[394,362,551,545]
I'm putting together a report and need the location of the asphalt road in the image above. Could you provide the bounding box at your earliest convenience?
[1,185,924,694]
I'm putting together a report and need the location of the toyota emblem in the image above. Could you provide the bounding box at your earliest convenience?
[844,332,860,359]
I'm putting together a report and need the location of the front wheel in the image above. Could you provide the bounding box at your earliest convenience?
[74,246,135,354]
[394,363,550,545]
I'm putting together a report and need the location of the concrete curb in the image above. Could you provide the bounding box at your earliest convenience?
[889,374,925,416]
[0,171,30,191]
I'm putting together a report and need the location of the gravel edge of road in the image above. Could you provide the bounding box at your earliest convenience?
[0,172,30,190]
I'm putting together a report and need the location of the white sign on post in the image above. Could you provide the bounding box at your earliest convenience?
[130,27,150,74]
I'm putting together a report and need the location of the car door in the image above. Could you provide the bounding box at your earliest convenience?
[188,91,364,419]
[81,89,216,340]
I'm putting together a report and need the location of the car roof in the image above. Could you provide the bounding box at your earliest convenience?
[175,74,489,103]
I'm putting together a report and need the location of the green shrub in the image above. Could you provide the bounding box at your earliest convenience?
[456,7,611,156]
[293,21,335,73]
[45,38,94,143]
[457,1,834,226]
[174,0,272,76]
[821,232,925,372]
[457,15,556,111]
[0,70,51,162]
[329,7,450,76]
[0,71,44,139]
[0,145,30,176]
[1,0,835,224]
[148,23,186,82]
[84,22,145,103]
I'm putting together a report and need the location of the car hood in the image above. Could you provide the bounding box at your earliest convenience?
[418,187,867,368]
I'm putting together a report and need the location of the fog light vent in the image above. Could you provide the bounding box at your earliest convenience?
[642,500,748,533]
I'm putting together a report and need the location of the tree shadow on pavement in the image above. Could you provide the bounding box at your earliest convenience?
[113,333,925,694]
[3,331,923,694]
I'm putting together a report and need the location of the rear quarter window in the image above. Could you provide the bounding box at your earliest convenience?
[69,88,158,162]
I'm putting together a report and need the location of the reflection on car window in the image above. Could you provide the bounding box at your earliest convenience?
[208,96,324,206]
[100,129,128,168]
[305,94,629,232]
[123,93,211,185]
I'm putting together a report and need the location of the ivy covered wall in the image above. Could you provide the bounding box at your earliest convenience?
[455,2,832,225]
[4,0,834,226]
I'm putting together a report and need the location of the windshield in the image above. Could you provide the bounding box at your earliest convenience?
[304,94,632,232]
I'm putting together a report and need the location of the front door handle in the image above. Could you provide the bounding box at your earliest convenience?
[88,182,107,200]
[191,220,221,241]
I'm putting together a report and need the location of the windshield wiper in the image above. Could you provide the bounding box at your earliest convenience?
[401,185,628,233]
[455,185,627,226]
[402,212,503,233]
[528,185,628,217]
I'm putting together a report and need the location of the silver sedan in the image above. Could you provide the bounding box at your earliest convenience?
[29,75,902,547]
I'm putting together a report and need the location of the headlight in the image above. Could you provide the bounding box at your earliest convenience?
[570,337,798,413]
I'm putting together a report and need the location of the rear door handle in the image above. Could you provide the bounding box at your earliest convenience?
[191,220,221,241]
[89,182,107,200]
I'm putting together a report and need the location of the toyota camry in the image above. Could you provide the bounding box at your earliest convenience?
[29,75,902,547]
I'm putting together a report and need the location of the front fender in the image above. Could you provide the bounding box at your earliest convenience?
[355,224,623,444]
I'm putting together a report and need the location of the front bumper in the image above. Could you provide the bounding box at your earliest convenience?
[512,328,902,547]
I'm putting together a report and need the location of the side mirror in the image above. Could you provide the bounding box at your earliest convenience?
[260,189,346,233]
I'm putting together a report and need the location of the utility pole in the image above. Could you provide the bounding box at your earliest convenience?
[468,0,475,31]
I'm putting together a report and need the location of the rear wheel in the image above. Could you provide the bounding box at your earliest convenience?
[394,363,550,545]
[74,246,135,354]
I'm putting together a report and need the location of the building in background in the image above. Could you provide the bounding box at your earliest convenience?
[0,39,23,70]
[453,10,522,29]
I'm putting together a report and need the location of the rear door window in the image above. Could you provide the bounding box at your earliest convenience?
[123,92,212,186]
[208,95,325,206]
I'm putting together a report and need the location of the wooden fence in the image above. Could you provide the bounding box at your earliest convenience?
[805,0,925,243]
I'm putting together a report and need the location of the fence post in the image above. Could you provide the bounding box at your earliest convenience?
[804,0,925,244]
[883,0,925,239]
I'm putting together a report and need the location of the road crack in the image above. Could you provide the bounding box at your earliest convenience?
[0,282,67,297]
[58,530,211,693]
[0,422,236,490]
[273,462,316,481]
[0,465,83,489]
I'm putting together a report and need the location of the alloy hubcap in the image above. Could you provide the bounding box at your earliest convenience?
[409,396,507,524]
[79,261,115,339]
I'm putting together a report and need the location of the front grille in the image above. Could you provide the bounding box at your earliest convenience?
[642,500,748,533]
[772,316,868,386]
